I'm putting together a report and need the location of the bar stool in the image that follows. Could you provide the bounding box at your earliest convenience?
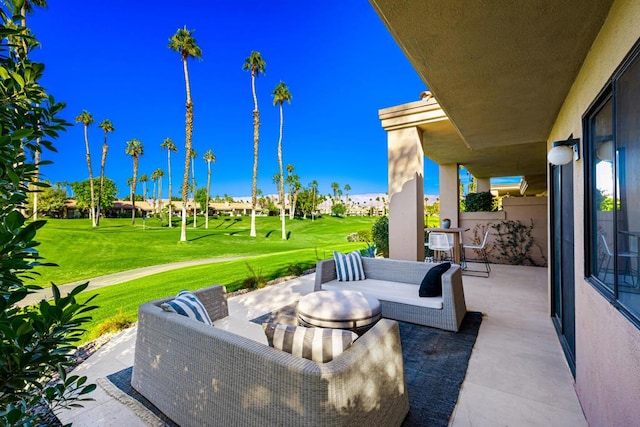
[426,232,454,262]
[462,230,491,277]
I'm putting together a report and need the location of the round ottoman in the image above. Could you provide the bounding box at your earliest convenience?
[297,290,382,334]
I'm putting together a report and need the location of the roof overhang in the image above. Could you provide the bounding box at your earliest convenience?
[371,0,614,193]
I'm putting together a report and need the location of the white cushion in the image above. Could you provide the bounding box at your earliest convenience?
[322,279,443,310]
[213,316,269,345]
[333,251,366,281]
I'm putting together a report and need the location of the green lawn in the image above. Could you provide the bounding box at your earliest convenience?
[28,215,378,342]
[78,248,350,341]
[30,215,378,286]
[27,214,448,343]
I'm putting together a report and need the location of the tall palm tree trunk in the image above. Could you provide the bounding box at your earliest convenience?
[158,178,162,219]
[191,161,197,228]
[206,163,211,229]
[131,159,138,225]
[84,126,96,227]
[167,150,173,228]
[250,71,259,238]
[180,58,193,242]
[96,143,107,226]
[277,103,286,240]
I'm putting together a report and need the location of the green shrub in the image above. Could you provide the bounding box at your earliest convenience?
[0,6,98,423]
[243,264,267,289]
[357,229,372,242]
[372,216,389,257]
[464,192,497,212]
[286,264,304,276]
[331,203,347,217]
[90,309,134,340]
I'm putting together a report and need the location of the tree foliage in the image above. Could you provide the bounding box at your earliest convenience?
[331,203,347,217]
[0,3,97,423]
[372,216,389,258]
[71,178,118,210]
[27,181,67,216]
[464,191,497,212]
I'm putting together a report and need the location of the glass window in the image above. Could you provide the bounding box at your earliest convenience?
[587,43,640,325]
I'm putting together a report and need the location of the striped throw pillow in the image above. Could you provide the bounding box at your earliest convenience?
[333,250,366,281]
[262,323,358,363]
[161,290,213,325]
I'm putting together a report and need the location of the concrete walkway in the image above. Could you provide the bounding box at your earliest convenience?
[56,264,587,426]
[19,257,245,307]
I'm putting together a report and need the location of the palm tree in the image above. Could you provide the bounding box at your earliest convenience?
[289,173,300,219]
[125,139,143,225]
[75,110,96,226]
[272,81,292,239]
[286,164,293,216]
[150,170,159,207]
[168,26,202,242]
[243,50,266,238]
[286,164,297,219]
[203,149,216,229]
[151,168,165,214]
[17,0,47,54]
[161,137,177,227]
[309,180,318,221]
[344,184,351,214]
[139,173,149,202]
[189,148,198,227]
[126,177,134,199]
[96,119,114,226]
[18,1,47,220]
[331,182,339,205]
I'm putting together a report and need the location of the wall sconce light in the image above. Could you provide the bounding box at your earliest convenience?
[547,137,580,166]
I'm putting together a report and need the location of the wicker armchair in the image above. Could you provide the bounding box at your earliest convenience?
[132,284,409,426]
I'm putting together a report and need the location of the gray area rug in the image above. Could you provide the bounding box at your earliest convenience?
[105,306,482,427]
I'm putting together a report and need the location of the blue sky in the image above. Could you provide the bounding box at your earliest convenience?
[28,1,438,199]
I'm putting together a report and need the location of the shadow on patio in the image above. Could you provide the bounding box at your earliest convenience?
[58,264,585,426]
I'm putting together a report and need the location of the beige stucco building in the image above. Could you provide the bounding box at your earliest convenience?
[371,0,640,425]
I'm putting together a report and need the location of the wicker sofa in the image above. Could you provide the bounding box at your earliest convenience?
[132,284,409,427]
[315,257,467,332]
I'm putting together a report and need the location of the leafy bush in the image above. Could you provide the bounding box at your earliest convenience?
[464,192,497,212]
[357,229,372,242]
[243,264,267,289]
[360,244,377,258]
[286,264,304,276]
[346,229,372,243]
[0,4,98,423]
[90,309,134,339]
[371,216,389,257]
[331,203,347,217]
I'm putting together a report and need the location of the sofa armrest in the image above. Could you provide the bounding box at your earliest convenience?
[193,284,229,321]
[314,258,338,290]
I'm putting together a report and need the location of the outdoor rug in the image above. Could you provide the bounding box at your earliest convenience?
[101,306,482,427]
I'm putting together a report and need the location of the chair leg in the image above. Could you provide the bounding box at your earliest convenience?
[481,249,490,276]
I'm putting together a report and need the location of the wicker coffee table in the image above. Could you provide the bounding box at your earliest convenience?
[297,289,382,334]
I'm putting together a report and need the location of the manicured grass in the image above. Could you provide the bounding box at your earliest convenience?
[426,215,440,228]
[79,246,359,343]
[29,215,378,286]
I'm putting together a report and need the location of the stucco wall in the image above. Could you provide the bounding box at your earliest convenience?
[548,0,640,425]
[460,196,548,266]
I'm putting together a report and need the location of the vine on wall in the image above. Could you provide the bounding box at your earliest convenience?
[489,219,547,267]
